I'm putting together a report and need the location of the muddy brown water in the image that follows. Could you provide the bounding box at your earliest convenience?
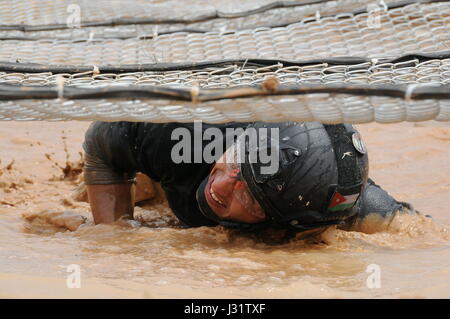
[0,121,449,298]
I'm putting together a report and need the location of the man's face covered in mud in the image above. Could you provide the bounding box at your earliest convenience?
[203,144,267,224]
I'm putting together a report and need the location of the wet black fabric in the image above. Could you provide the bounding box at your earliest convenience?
[83,121,414,228]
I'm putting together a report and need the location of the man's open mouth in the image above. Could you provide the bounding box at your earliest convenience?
[205,176,226,209]
[210,187,225,206]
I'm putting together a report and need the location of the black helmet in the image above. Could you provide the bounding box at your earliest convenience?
[238,122,369,233]
[196,121,369,233]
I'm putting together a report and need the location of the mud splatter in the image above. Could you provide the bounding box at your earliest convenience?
[22,210,87,234]
[45,134,84,182]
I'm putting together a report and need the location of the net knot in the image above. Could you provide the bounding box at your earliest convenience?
[191,82,200,103]
[55,75,65,99]
[405,84,420,101]
[92,65,100,75]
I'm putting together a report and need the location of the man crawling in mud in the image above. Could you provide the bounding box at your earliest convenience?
[83,121,417,239]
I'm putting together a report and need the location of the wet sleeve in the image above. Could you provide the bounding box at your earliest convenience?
[82,122,138,185]
[342,178,419,232]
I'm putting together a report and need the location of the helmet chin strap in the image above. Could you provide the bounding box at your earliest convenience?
[196,176,222,224]
[196,176,274,231]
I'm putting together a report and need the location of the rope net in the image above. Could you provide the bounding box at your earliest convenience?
[0,0,449,123]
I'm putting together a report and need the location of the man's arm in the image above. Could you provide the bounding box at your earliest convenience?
[86,184,135,224]
[84,149,137,224]
[83,122,138,224]
[342,178,418,233]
